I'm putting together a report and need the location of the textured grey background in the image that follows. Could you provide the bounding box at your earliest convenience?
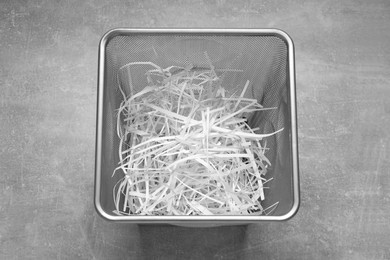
[1,0,390,259]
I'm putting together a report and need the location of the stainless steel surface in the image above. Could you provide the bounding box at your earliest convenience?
[95,28,299,223]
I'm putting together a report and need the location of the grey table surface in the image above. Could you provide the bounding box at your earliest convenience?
[1,0,389,259]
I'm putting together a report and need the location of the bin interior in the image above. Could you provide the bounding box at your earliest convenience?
[98,32,295,218]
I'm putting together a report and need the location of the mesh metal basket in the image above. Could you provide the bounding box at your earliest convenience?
[95,28,299,224]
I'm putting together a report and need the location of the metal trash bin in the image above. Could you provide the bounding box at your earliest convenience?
[95,28,299,225]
